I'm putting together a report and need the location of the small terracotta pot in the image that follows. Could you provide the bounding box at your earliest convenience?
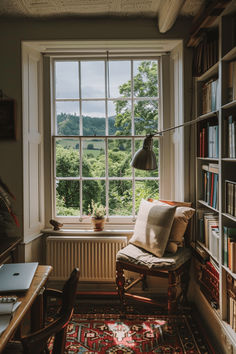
[91,217,105,231]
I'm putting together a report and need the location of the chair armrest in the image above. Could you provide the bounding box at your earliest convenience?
[20,309,74,353]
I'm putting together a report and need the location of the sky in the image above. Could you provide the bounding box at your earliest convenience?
[55,59,155,117]
[55,60,133,116]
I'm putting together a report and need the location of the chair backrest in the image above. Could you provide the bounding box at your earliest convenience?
[21,268,80,354]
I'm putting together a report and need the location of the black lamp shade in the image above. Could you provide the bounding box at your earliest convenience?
[131,135,157,170]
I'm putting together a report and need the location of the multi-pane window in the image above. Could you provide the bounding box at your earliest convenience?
[53,57,160,222]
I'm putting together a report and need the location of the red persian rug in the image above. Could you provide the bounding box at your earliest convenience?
[65,313,213,353]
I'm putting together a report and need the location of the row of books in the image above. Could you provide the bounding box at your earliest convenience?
[226,180,236,217]
[198,123,219,158]
[202,78,220,115]
[200,261,219,308]
[202,164,219,209]
[223,226,236,273]
[227,60,236,103]
[197,210,219,260]
[226,115,236,158]
[193,31,218,77]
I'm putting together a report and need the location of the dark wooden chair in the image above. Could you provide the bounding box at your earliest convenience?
[3,268,80,354]
[116,201,193,314]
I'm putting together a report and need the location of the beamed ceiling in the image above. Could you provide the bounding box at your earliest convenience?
[0,0,206,33]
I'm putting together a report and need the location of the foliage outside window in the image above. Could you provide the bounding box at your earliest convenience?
[53,58,160,222]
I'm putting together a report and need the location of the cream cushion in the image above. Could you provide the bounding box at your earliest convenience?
[150,200,195,253]
[129,199,176,257]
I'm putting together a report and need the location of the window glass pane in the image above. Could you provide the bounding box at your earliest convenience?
[81,61,105,98]
[56,180,80,216]
[82,180,105,215]
[107,101,118,135]
[135,180,159,213]
[110,100,131,135]
[109,180,132,216]
[134,100,158,135]
[56,139,79,177]
[108,139,132,177]
[108,61,131,98]
[134,139,159,178]
[56,102,80,136]
[82,101,105,136]
[82,139,105,177]
[55,61,79,99]
[133,60,158,98]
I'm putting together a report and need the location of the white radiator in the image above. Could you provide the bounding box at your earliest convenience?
[46,236,127,281]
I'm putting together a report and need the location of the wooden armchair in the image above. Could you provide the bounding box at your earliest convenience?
[3,268,80,354]
[116,201,193,314]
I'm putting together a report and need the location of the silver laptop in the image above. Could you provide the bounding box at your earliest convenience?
[0,262,38,293]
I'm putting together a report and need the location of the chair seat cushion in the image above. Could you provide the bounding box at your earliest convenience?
[116,244,191,271]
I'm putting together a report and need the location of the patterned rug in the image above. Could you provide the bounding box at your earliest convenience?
[65,313,214,353]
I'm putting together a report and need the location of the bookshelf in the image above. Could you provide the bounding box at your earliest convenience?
[193,8,236,350]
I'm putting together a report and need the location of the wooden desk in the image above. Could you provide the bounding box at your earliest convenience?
[0,265,52,353]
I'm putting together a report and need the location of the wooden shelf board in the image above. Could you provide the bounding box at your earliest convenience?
[197,241,219,264]
[221,100,236,110]
[222,213,236,222]
[197,62,219,82]
[198,200,219,213]
[197,157,219,161]
[222,265,236,280]
[222,158,236,162]
[222,47,236,61]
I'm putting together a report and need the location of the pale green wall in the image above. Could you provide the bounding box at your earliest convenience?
[0,16,192,241]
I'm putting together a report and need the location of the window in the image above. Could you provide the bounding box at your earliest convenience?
[52,57,160,224]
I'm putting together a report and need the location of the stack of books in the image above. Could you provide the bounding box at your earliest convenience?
[197,209,219,259]
[200,261,219,308]
[202,78,219,115]
[223,226,236,272]
[225,180,236,217]
[202,164,219,209]
[193,30,219,77]
[199,122,219,158]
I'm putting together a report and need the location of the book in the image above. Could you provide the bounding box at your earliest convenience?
[203,213,219,249]
[211,227,219,261]
[224,227,236,269]
[226,181,236,216]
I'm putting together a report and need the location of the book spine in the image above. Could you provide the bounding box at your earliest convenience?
[224,226,228,267]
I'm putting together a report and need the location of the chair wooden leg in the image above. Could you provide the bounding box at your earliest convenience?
[168,271,178,314]
[116,262,126,308]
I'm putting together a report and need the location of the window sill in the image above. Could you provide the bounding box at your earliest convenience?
[41,228,134,237]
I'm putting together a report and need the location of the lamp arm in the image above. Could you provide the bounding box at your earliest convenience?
[151,115,209,137]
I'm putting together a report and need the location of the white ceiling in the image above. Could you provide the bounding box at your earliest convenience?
[0,0,203,19]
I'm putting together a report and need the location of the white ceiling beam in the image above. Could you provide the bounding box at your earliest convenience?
[158,0,185,33]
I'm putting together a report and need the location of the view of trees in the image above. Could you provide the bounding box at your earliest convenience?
[55,60,159,217]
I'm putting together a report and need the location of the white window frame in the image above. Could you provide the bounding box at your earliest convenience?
[51,56,160,225]
[21,39,184,232]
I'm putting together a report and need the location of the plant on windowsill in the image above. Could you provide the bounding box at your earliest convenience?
[88,200,106,231]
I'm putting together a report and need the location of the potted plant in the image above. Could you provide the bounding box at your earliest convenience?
[88,200,106,231]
